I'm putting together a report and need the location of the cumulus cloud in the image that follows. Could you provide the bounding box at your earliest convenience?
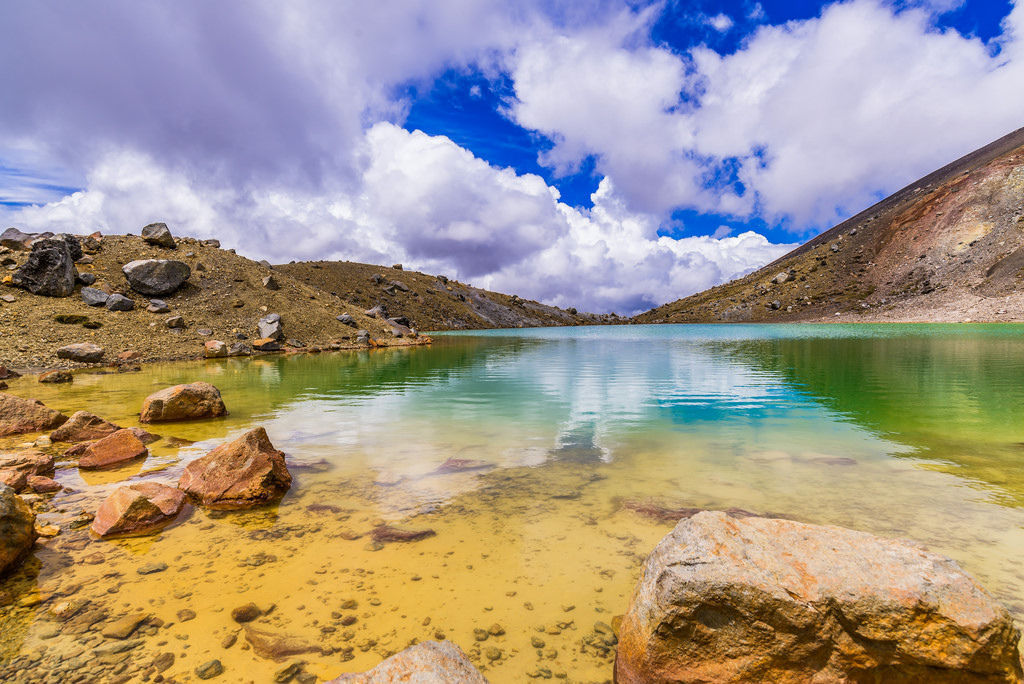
[707,13,735,32]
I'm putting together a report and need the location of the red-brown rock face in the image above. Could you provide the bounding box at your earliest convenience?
[177,427,291,509]
[91,482,186,537]
[49,411,122,443]
[0,393,67,436]
[79,429,149,470]
[0,485,36,576]
[139,382,228,423]
[615,511,1023,684]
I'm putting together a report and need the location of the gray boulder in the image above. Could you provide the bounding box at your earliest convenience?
[227,342,251,357]
[0,484,36,577]
[11,238,78,297]
[77,272,96,286]
[56,342,104,363]
[0,227,33,251]
[355,330,370,345]
[257,314,283,340]
[261,274,279,290]
[390,280,410,293]
[51,234,82,261]
[81,287,109,307]
[365,304,388,319]
[105,293,135,311]
[147,299,170,313]
[336,313,356,327]
[326,641,487,683]
[615,511,1023,684]
[142,222,176,248]
[122,259,191,296]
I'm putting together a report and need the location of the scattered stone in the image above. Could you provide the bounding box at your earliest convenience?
[364,304,388,319]
[39,369,73,384]
[56,342,104,363]
[140,382,228,423]
[370,525,436,543]
[0,484,37,576]
[178,608,197,621]
[531,636,545,649]
[50,411,122,442]
[434,457,493,474]
[197,328,214,336]
[142,223,176,248]
[127,427,161,444]
[487,623,505,636]
[0,295,13,303]
[178,427,291,509]
[244,625,322,660]
[274,662,304,683]
[81,287,110,307]
[79,429,149,469]
[137,562,167,575]
[221,632,238,649]
[259,260,272,269]
[77,272,96,286]
[0,366,20,380]
[355,330,370,345]
[195,659,224,680]
[831,243,840,253]
[153,652,175,672]
[0,450,54,476]
[26,475,60,493]
[0,469,26,491]
[0,227,33,250]
[392,263,403,270]
[122,259,191,296]
[117,350,142,363]
[231,603,262,623]
[262,275,280,290]
[205,340,228,358]
[228,342,251,356]
[54,313,89,324]
[257,313,284,340]
[166,315,186,329]
[102,612,150,639]
[615,511,1024,684]
[0,394,67,436]
[325,640,487,683]
[91,482,186,537]
[147,299,170,313]
[484,646,502,661]
[253,338,282,352]
[336,313,356,327]
[12,237,78,297]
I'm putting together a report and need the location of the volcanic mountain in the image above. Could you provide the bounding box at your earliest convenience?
[634,126,1024,324]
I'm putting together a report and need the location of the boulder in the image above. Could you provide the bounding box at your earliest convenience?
[0,227,34,251]
[0,394,67,436]
[252,338,281,352]
[39,369,73,384]
[178,427,291,509]
[0,450,54,476]
[326,640,488,683]
[105,293,135,311]
[615,511,1023,684]
[204,340,228,358]
[50,411,122,443]
[52,234,83,261]
[140,382,228,423]
[227,342,251,356]
[0,484,36,576]
[80,234,102,254]
[79,429,149,469]
[0,366,20,380]
[11,238,78,297]
[390,280,410,293]
[141,222,176,248]
[257,313,283,340]
[122,259,191,297]
[56,342,104,363]
[0,470,27,491]
[81,286,109,307]
[90,482,186,537]
[364,304,388,319]
[26,476,61,494]
[335,313,356,327]
[355,330,370,345]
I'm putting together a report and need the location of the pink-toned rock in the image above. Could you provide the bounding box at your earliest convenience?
[26,476,61,494]
[79,429,148,470]
[0,393,67,436]
[116,350,142,363]
[0,469,27,492]
[49,411,122,443]
[326,640,488,683]
[204,340,227,358]
[0,484,36,576]
[90,482,186,537]
[615,511,1023,684]
[139,382,228,423]
[0,450,55,476]
[178,427,291,509]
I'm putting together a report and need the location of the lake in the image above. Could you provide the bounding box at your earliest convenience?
[2,323,1024,683]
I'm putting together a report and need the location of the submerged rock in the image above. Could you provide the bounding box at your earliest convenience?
[620,499,763,524]
[178,427,291,509]
[615,510,1023,684]
[326,640,488,683]
[243,625,322,660]
[433,457,494,474]
[79,429,149,470]
[0,394,67,436]
[370,525,436,543]
[140,382,228,423]
[91,482,186,537]
[0,484,36,576]
[50,411,122,443]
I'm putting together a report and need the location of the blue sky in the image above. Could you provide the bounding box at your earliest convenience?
[1,0,1021,314]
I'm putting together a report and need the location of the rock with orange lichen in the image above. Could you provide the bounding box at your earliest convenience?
[139,382,227,423]
[615,511,1023,684]
[91,482,186,537]
[50,411,122,443]
[78,429,148,469]
[0,393,67,436]
[178,427,290,509]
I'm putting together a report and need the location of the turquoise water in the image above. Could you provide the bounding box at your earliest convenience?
[3,323,1024,682]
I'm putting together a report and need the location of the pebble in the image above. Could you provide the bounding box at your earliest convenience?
[230,603,261,623]
[488,623,505,636]
[531,636,546,648]
[484,646,502,661]
[195,659,224,679]
[137,562,168,575]
[177,609,197,622]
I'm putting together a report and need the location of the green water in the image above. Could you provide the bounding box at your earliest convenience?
[2,324,1024,682]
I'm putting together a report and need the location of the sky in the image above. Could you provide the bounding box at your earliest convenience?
[0,0,1021,315]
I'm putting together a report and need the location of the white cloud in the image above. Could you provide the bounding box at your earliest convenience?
[708,13,735,32]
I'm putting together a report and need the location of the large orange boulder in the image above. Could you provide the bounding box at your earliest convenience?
[326,640,488,683]
[79,429,149,470]
[0,484,36,576]
[91,482,186,537]
[49,410,122,442]
[0,393,67,436]
[140,382,228,423]
[616,511,1023,684]
[178,428,291,509]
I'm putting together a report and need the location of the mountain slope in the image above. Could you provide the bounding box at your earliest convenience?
[634,126,1024,324]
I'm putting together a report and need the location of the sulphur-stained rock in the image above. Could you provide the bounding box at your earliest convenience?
[204,340,228,358]
[122,259,191,296]
[91,482,186,537]
[243,624,322,660]
[178,427,291,509]
[56,342,104,363]
[0,393,67,436]
[127,427,161,444]
[370,525,436,543]
[101,611,151,639]
[0,484,37,577]
[50,411,122,443]
[326,640,489,683]
[38,369,73,384]
[140,382,228,423]
[79,429,149,470]
[615,511,1023,684]
[0,469,27,491]
[0,450,55,476]
[434,457,493,474]
[26,475,60,493]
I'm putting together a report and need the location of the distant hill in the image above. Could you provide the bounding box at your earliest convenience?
[633,126,1024,324]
